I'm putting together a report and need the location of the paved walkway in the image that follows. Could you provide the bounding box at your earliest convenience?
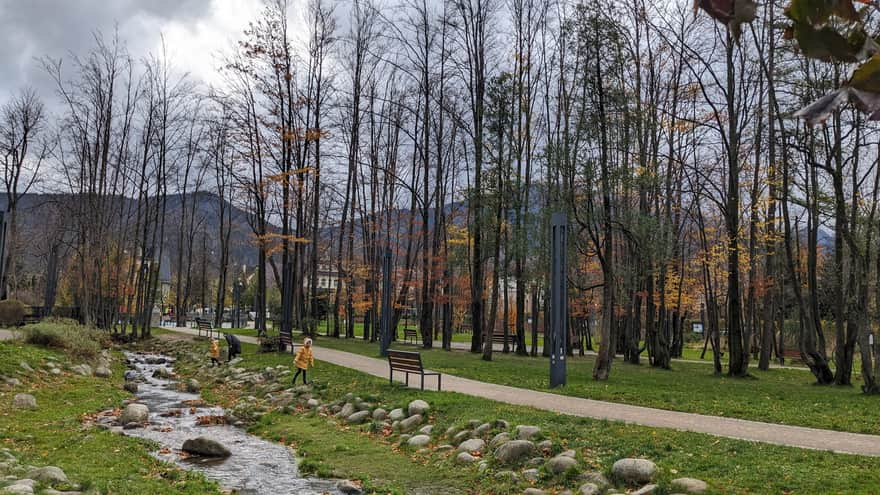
[166,326,880,457]
[0,329,16,341]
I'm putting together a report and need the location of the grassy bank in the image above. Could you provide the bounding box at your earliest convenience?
[0,332,220,494]
[172,337,880,495]
[302,335,878,436]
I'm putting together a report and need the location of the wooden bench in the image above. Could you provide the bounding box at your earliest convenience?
[196,318,216,339]
[387,350,441,391]
[491,332,517,346]
[780,348,802,365]
[403,327,418,344]
[279,331,295,354]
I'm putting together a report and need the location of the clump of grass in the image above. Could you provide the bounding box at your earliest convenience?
[20,322,110,360]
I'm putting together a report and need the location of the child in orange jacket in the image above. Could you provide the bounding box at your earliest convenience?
[209,338,221,366]
[292,338,314,385]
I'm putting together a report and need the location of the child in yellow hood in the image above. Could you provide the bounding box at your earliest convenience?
[292,338,314,385]
[209,338,221,366]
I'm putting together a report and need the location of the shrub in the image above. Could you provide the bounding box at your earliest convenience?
[21,322,109,360]
[0,299,26,327]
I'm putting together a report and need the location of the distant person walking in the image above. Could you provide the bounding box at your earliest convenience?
[225,333,242,361]
[209,338,221,366]
[292,338,314,385]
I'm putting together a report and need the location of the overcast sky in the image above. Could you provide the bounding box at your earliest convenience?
[0,0,265,103]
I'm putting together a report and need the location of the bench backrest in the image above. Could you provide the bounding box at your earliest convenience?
[196,319,212,330]
[403,328,418,336]
[388,350,424,372]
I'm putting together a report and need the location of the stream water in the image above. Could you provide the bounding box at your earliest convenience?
[122,351,342,495]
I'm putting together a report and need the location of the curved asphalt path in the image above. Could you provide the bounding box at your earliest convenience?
[164,326,880,456]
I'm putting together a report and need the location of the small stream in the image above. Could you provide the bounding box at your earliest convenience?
[122,351,342,495]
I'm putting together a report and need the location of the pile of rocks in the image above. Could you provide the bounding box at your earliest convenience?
[2,350,115,389]
[0,449,82,495]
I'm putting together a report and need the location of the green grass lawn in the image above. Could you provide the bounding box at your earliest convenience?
[176,338,880,495]
[0,340,221,494]
[298,335,880,436]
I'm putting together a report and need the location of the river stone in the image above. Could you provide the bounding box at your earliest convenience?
[94,366,111,378]
[579,483,600,495]
[494,419,509,429]
[398,434,412,444]
[457,438,486,454]
[455,452,476,464]
[49,368,61,376]
[670,478,708,494]
[407,435,431,447]
[577,471,610,487]
[494,470,519,483]
[474,422,492,436]
[445,425,460,437]
[523,489,546,495]
[372,408,387,421]
[182,437,231,457]
[546,455,578,474]
[516,425,541,440]
[433,444,454,454]
[346,411,370,424]
[2,483,34,494]
[124,370,137,381]
[4,377,21,387]
[27,466,68,485]
[418,425,434,435]
[408,399,430,416]
[71,364,92,376]
[19,362,33,373]
[489,432,511,448]
[307,399,319,408]
[337,403,356,418]
[631,484,658,495]
[398,414,423,433]
[153,367,172,379]
[336,480,363,495]
[494,439,535,464]
[389,408,406,421]
[12,394,37,410]
[612,458,657,485]
[560,449,576,458]
[536,440,553,452]
[119,403,149,424]
[522,469,540,482]
[452,430,472,445]
[467,419,482,429]
[185,379,200,393]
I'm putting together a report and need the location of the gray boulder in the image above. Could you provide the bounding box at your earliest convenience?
[493,419,509,429]
[494,470,519,483]
[433,444,454,453]
[474,422,492,436]
[489,432,511,448]
[398,414,423,433]
[546,455,578,474]
[19,362,33,373]
[123,382,139,394]
[560,449,576,458]
[631,484,658,495]
[152,367,172,379]
[185,379,200,393]
[670,478,708,494]
[71,364,92,377]
[337,403,356,418]
[12,394,37,410]
[457,438,486,454]
[523,489,546,495]
[307,399,320,408]
[516,425,541,440]
[612,458,657,485]
[408,399,430,416]
[94,366,111,378]
[2,483,34,494]
[119,403,149,425]
[372,408,387,421]
[579,483,600,495]
[452,430,472,445]
[493,439,535,464]
[27,466,68,485]
[418,425,434,435]
[577,471,610,487]
[522,469,540,482]
[389,408,406,421]
[407,435,431,448]
[182,437,231,457]
[336,480,363,495]
[346,411,370,424]
[455,452,476,464]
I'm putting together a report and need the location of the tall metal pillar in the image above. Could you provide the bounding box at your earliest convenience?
[550,212,568,388]
[232,281,242,329]
[379,247,393,356]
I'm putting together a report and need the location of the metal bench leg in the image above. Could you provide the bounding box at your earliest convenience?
[438,375,441,391]
[421,374,425,391]
[406,372,409,387]
[390,369,393,385]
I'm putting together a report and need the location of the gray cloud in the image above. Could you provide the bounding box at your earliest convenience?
[0,0,215,104]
